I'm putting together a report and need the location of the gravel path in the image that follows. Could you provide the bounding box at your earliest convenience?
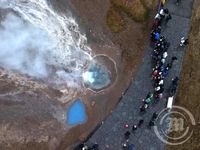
[87,0,194,149]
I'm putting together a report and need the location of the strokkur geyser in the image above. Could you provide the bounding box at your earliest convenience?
[83,55,117,92]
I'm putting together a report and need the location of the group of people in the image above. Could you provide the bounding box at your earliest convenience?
[122,112,159,150]
[121,1,188,149]
[151,7,171,38]
[141,0,189,111]
[122,8,171,147]
[75,143,99,150]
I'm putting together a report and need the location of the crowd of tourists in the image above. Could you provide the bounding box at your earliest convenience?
[121,1,188,150]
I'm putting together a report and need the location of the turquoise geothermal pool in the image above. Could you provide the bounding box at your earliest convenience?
[66,99,87,126]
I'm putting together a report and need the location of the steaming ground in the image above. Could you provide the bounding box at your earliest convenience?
[0,13,53,78]
[0,0,93,88]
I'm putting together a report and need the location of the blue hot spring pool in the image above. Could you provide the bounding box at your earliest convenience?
[66,99,87,126]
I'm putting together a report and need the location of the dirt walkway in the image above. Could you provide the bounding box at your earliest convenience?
[86,0,194,149]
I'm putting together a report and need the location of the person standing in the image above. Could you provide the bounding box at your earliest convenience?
[132,125,137,131]
[176,0,181,5]
[91,143,99,150]
[149,120,155,127]
[140,103,148,112]
[152,112,158,120]
[122,142,128,150]
[180,37,189,46]
[162,66,169,77]
[169,56,178,67]
[127,143,135,150]
[124,131,131,140]
[159,8,165,19]
[165,13,172,25]
[138,119,144,128]
[82,144,89,150]
[171,56,178,61]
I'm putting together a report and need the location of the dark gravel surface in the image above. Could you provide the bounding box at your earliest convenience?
[87,0,194,149]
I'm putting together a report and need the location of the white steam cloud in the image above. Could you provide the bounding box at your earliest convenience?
[0,0,93,88]
[0,13,53,77]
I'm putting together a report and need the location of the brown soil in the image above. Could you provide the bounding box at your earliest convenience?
[107,0,157,32]
[167,0,200,149]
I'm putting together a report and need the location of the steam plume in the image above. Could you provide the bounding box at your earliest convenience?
[0,13,53,77]
[0,0,93,88]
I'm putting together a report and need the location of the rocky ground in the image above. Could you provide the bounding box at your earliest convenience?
[0,0,159,149]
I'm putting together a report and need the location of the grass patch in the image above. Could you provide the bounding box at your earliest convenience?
[140,0,158,10]
[106,0,157,32]
[106,7,125,33]
[111,0,148,22]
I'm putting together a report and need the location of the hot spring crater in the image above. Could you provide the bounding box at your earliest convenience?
[82,55,117,92]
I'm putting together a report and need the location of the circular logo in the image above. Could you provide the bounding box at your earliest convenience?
[153,105,196,145]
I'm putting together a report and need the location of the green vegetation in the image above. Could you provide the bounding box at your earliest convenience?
[106,7,125,33]
[106,0,157,32]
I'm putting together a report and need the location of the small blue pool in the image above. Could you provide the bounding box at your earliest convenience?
[66,99,87,126]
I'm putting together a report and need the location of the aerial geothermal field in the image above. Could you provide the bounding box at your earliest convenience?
[0,0,157,149]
